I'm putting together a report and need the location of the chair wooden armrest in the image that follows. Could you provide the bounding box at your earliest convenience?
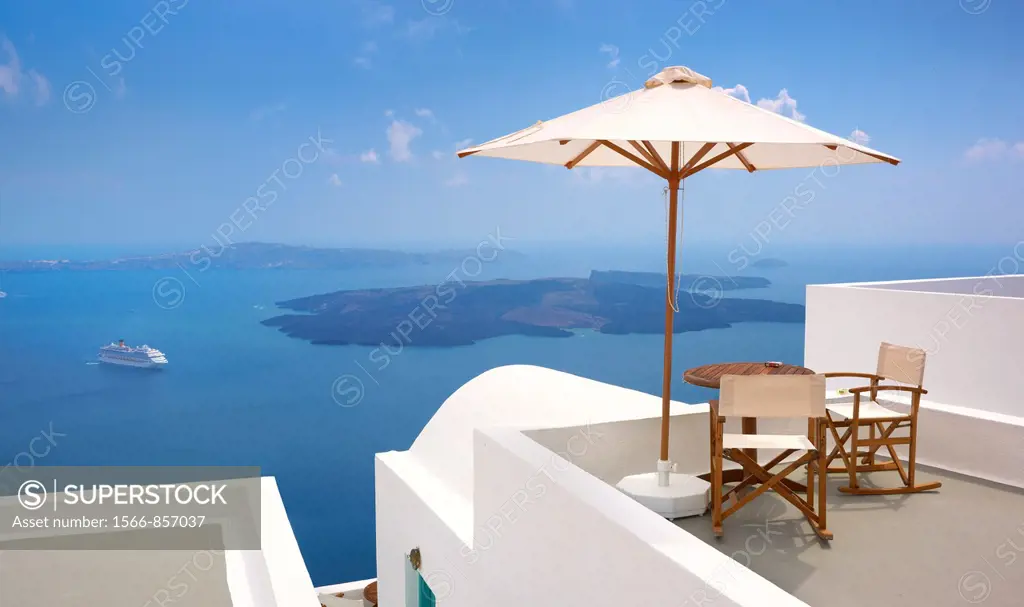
[849,385,928,396]
[822,372,885,381]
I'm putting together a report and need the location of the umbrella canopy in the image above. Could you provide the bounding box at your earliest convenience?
[458,65,898,500]
[458,66,899,172]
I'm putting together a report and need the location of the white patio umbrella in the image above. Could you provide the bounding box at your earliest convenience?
[457,65,899,517]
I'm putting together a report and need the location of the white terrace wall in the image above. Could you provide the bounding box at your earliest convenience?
[375,366,812,607]
[806,279,1024,418]
[373,430,808,607]
[470,427,805,607]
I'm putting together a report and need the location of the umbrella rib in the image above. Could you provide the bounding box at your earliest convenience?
[565,141,602,169]
[680,142,717,175]
[629,140,664,172]
[728,143,757,172]
[599,140,670,178]
[640,140,670,173]
[824,144,899,166]
[860,150,899,166]
[682,142,754,178]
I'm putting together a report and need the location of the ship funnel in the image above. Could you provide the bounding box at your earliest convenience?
[119,339,124,347]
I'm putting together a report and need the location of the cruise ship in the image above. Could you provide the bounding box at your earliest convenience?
[97,339,168,368]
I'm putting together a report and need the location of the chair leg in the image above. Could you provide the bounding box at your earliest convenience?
[907,409,942,493]
[806,419,815,508]
[908,412,917,487]
[838,406,942,495]
[846,417,860,490]
[817,430,829,538]
[865,423,876,465]
[712,422,723,536]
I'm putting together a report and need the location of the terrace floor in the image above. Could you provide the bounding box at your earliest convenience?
[675,466,1024,607]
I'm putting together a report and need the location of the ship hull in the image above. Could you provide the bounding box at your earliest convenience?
[98,356,167,369]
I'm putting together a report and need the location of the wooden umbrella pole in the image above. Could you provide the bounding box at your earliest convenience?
[660,175,681,462]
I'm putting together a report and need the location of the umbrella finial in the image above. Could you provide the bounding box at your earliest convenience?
[645,66,712,89]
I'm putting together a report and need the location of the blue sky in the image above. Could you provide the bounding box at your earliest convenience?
[0,0,1022,251]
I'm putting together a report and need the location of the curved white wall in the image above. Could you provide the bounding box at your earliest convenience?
[409,365,693,502]
[379,366,809,607]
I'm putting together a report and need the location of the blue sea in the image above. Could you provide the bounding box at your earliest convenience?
[0,243,1009,585]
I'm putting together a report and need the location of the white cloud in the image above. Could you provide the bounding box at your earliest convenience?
[964,138,1024,162]
[327,173,343,187]
[714,84,751,104]
[599,44,620,69]
[354,41,377,69]
[322,148,345,165]
[755,88,805,122]
[572,167,649,185]
[384,109,394,117]
[0,37,49,105]
[113,77,126,99]
[431,150,445,160]
[387,119,423,161]
[360,149,379,163]
[414,107,434,121]
[404,17,471,41]
[444,172,468,187]
[0,38,21,96]
[849,129,871,145]
[406,18,444,40]
[250,102,286,121]
[359,0,394,26]
[28,69,49,106]
[454,137,472,149]
[714,84,805,122]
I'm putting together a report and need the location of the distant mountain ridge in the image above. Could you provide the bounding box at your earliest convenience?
[262,273,801,347]
[0,242,524,272]
[590,270,770,291]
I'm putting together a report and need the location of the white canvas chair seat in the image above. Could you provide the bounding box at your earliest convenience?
[722,433,814,451]
[709,374,830,540]
[826,399,903,421]
[821,342,942,495]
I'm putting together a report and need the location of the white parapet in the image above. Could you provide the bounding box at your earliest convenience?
[374,365,811,607]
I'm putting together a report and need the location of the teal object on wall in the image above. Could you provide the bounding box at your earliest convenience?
[419,575,437,606]
[405,554,437,606]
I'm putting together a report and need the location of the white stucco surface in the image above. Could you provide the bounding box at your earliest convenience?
[0,477,318,607]
[806,278,1024,418]
[378,365,813,607]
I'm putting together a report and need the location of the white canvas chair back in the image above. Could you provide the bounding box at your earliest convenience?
[876,342,926,386]
[719,374,825,418]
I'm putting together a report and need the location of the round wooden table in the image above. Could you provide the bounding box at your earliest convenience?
[363,581,378,606]
[683,361,815,389]
[684,362,815,488]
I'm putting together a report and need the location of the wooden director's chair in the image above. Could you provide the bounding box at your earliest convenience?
[709,374,831,540]
[822,342,942,495]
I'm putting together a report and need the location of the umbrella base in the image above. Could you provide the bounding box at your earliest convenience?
[617,471,710,519]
